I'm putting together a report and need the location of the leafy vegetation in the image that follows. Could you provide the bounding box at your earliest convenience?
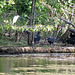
[0,0,75,46]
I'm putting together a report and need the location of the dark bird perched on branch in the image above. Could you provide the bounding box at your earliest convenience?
[25,31,30,34]
[34,32,41,44]
[47,37,55,45]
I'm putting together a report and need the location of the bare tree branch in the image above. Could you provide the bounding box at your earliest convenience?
[60,18,75,28]
[64,9,75,16]
[61,8,69,21]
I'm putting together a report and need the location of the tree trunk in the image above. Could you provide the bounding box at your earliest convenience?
[28,0,36,45]
[15,31,22,42]
[29,0,34,26]
[32,0,36,44]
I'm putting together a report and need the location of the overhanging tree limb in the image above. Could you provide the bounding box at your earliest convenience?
[60,18,75,28]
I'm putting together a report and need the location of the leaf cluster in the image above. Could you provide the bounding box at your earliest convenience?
[2,24,54,33]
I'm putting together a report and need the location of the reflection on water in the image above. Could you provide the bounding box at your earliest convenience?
[0,53,75,75]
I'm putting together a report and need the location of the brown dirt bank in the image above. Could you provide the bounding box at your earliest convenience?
[0,46,75,54]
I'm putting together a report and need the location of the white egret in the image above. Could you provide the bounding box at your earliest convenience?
[12,15,20,24]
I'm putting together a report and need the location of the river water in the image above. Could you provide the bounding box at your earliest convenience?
[0,53,75,75]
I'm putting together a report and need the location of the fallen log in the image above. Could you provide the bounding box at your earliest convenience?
[0,46,75,54]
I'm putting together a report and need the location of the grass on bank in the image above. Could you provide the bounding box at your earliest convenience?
[0,39,51,47]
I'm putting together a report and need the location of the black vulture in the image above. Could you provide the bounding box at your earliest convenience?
[47,37,55,45]
[25,31,30,34]
[34,32,41,44]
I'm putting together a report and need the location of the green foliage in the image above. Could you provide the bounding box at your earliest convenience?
[35,2,55,25]
[0,25,5,39]
[46,0,59,8]
[34,24,54,32]
[1,24,54,33]
[14,0,32,15]
[0,0,56,26]
[0,0,15,13]
[0,0,75,42]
